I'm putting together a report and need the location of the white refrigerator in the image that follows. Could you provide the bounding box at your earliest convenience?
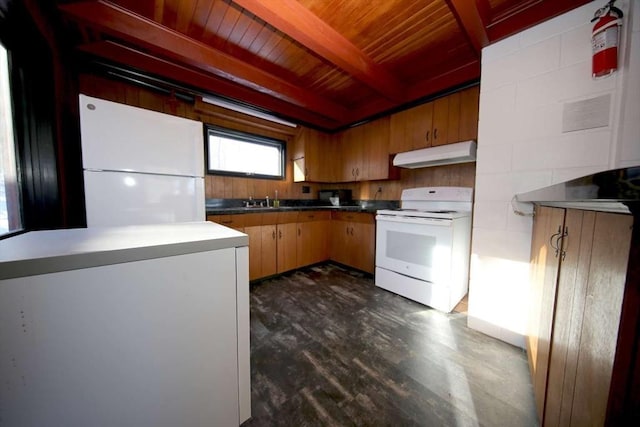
[79,94,205,227]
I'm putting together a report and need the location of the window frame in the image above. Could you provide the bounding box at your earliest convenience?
[204,124,286,181]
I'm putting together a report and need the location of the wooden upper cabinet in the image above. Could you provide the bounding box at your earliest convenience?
[361,117,391,181]
[335,117,393,182]
[291,127,334,182]
[430,96,450,147]
[337,125,364,182]
[458,86,480,142]
[390,101,433,153]
[389,86,479,153]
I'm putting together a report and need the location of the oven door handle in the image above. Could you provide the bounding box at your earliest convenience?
[375,215,453,226]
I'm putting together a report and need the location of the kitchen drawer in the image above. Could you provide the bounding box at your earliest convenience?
[261,212,279,226]
[208,214,244,230]
[246,212,267,227]
[331,211,374,224]
[297,210,331,223]
[277,211,299,224]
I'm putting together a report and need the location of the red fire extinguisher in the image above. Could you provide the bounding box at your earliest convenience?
[591,0,624,79]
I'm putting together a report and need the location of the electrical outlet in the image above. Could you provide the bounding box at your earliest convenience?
[377,186,383,193]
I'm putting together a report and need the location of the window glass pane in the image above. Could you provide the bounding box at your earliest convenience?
[206,127,284,179]
[0,43,22,235]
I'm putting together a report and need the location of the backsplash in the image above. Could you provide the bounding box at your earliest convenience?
[205,162,476,201]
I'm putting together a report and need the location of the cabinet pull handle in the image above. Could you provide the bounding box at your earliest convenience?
[425,130,430,142]
[434,128,438,140]
[272,230,276,239]
[550,226,562,257]
[351,227,355,236]
[298,228,301,236]
[356,168,359,177]
[558,227,569,261]
[279,229,282,239]
[346,226,349,235]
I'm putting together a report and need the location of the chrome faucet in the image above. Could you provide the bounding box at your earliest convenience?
[265,195,270,207]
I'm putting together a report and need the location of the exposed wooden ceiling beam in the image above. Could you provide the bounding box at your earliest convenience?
[407,59,480,100]
[345,59,480,125]
[487,0,592,42]
[59,0,349,122]
[78,40,342,130]
[446,0,490,55]
[232,0,406,103]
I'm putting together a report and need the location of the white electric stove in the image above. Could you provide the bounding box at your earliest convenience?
[375,187,473,312]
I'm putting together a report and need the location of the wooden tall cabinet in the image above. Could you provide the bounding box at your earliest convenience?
[527,205,633,426]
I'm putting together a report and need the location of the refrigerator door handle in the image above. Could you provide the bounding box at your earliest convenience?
[84,168,203,179]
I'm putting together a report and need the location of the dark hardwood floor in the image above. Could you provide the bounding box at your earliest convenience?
[245,264,537,426]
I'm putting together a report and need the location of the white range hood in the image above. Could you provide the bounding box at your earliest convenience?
[393,140,477,169]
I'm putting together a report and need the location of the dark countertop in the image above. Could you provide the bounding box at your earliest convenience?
[207,205,379,215]
[516,166,640,214]
[205,199,399,215]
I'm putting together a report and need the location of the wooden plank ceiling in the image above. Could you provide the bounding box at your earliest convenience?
[56,0,591,131]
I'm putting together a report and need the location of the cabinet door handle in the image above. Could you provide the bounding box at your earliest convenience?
[434,128,438,140]
[425,130,430,142]
[356,168,359,177]
[346,226,349,235]
[272,230,276,239]
[558,226,569,261]
[279,229,282,239]
[298,228,301,236]
[351,227,355,236]
[549,226,561,257]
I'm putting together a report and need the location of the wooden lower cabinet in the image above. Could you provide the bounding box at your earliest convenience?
[277,222,298,273]
[528,206,633,426]
[296,211,330,268]
[330,212,375,274]
[244,225,276,281]
[212,210,374,280]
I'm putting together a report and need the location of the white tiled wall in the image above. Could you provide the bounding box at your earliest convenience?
[468,0,640,347]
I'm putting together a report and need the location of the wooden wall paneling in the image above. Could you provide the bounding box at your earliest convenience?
[570,212,632,426]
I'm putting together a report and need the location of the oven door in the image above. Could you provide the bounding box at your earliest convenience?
[375,215,454,283]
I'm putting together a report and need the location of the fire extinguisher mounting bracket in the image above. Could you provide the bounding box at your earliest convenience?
[591,0,624,22]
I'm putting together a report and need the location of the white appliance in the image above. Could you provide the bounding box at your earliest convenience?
[375,187,473,312]
[393,140,476,168]
[0,222,250,426]
[79,94,205,227]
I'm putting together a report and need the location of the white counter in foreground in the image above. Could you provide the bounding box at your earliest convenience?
[0,221,248,280]
[0,221,250,426]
